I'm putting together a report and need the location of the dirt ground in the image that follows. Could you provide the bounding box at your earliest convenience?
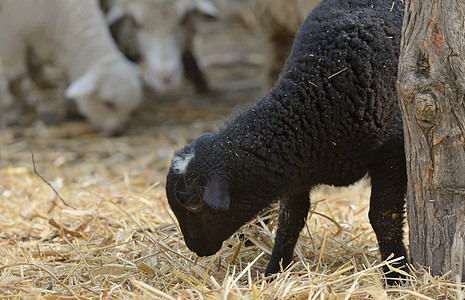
[0,16,459,299]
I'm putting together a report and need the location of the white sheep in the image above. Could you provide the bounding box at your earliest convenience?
[210,0,249,22]
[0,0,143,136]
[104,0,219,93]
[250,0,321,89]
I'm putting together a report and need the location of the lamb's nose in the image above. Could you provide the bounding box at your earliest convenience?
[161,74,172,86]
[102,124,127,137]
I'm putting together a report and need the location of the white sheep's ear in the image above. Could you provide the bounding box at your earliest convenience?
[106,3,126,25]
[203,176,230,211]
[194,0,220,19]
[65,72,98,99]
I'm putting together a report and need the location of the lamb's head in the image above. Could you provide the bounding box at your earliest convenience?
[166,133,263,257]
[65,56,143,137]
[107,0,218,93]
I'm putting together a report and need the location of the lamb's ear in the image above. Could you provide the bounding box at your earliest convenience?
[194,0,220,19]
[203,176,230,211]
[106,3,126,25]
[65,72,97,99]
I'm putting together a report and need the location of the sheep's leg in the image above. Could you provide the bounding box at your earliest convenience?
[24,51,67,125]
[368,135,408,284]
[0,83,16,127]
[0,76,25,127]
[265,191,310,275]
[26,48,58,89]
[182,50,208,93]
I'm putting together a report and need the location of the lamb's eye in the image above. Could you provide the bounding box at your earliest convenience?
[185,198,203,212]
[180,11,191,25]
[129,16,143,29]
[175,190,203,212]
[103,100,116,110]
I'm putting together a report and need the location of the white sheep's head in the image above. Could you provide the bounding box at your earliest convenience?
[65,56,143,137]
[107,0,219,93]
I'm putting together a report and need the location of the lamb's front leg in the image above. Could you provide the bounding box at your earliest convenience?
[265,191,310,275]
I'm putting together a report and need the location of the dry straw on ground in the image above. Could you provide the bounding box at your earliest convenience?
[1,124,465,299]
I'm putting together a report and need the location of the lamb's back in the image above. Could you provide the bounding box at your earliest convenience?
[228,0,406,186]
[274,0,404,147]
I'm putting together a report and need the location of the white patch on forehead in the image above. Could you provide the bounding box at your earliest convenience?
[172,151,195,174]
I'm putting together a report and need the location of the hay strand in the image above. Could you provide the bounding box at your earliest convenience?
[27,142,75,209]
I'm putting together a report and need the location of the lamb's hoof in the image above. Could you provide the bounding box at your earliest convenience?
[265,259,292,279]
[383,265,408,286]
[265,263,280,277]
[194,82,209,94]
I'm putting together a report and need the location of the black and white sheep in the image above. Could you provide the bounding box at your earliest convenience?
[0,0,143,136]
[166,0,407,281]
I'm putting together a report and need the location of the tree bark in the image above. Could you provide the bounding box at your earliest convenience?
[397,0,465,280]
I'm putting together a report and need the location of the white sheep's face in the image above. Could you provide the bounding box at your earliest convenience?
[65,58,143,137]
[110,0,218,93]
[137,29,184,93]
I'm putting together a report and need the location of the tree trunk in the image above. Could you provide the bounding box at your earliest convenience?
[397,0,465,280]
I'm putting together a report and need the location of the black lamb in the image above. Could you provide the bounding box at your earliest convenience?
[166,0,407,282]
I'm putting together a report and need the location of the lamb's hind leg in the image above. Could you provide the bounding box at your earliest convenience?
[368,135,408,284]
[0,76,24,127]
[265,191,310,275]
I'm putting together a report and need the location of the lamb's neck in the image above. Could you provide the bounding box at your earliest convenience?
[52,0,122,80]
[216,93,311,194]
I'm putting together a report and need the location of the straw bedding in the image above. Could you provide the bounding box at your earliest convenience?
[1,16,464,300]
